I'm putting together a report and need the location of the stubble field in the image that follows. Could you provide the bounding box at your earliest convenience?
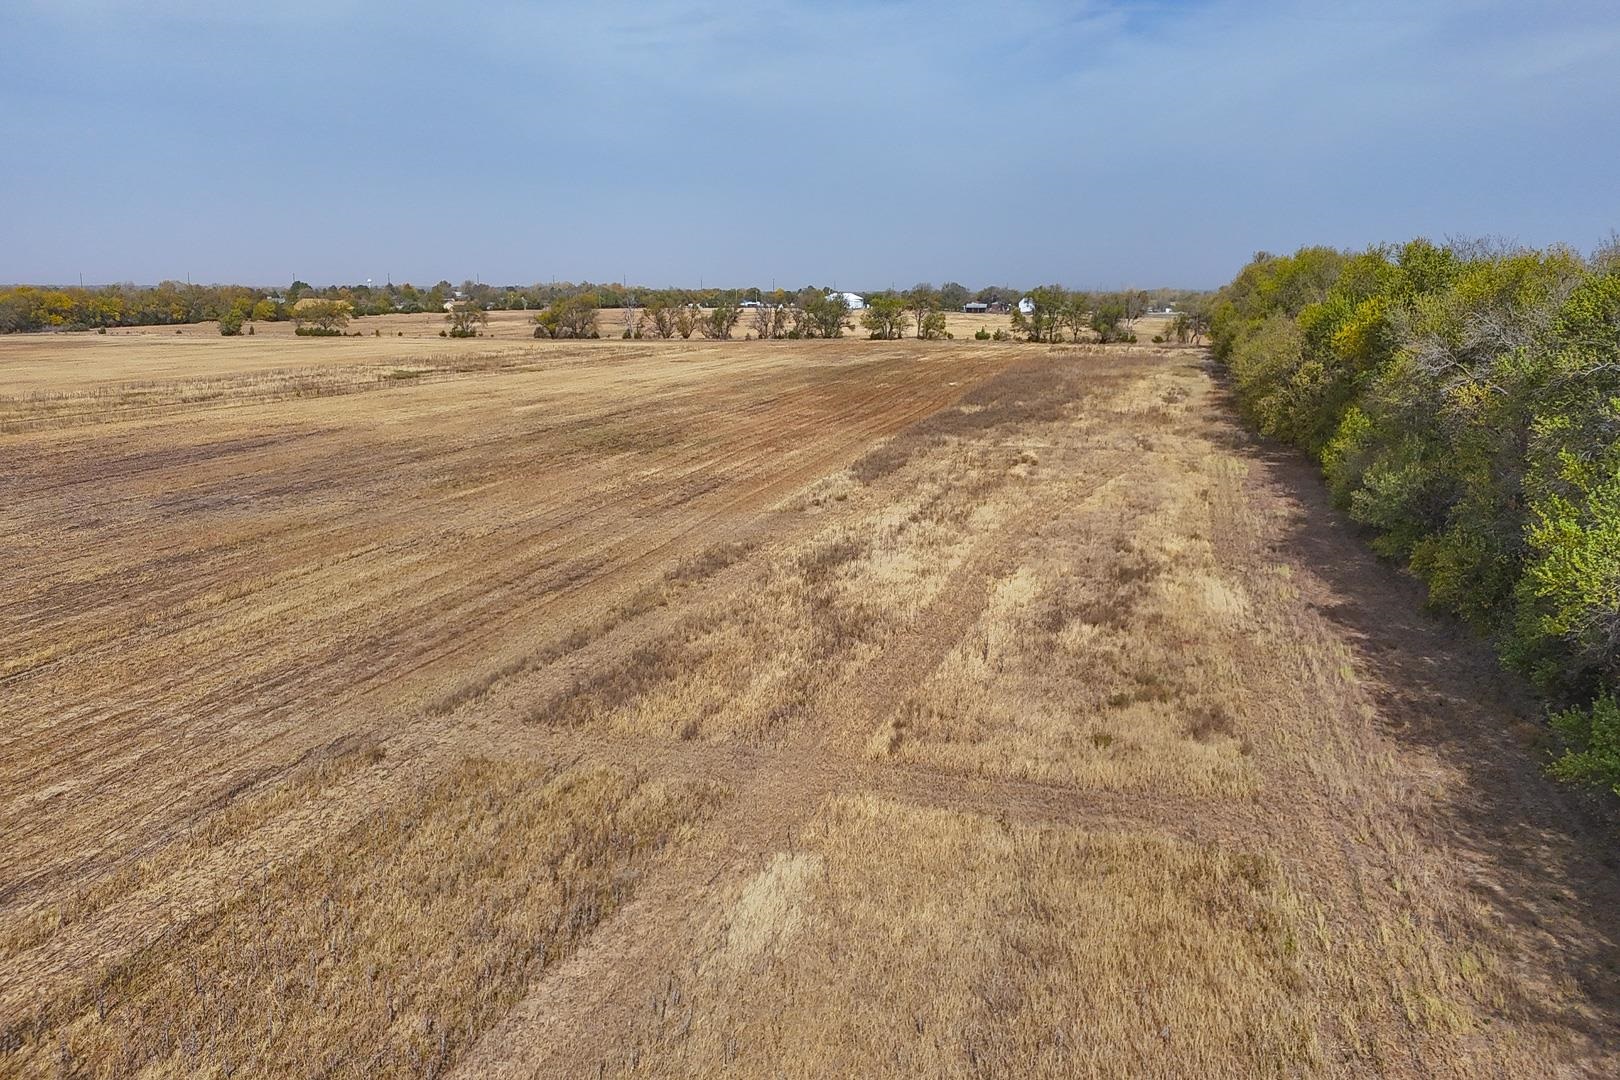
[3,323,1619,1077]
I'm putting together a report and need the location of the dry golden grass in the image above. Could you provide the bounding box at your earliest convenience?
[0,334,1007,926]
[3,329,1618,1079]
[0,735,383,963]
[7,761,722,1077]
[524,361,1087,747]
[612,793,1318,1079]
[865,456,1261,795]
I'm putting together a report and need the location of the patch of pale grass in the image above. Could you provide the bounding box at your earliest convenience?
[722,853,822,960]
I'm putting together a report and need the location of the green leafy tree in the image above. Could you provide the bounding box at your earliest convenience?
[1522,444,1620,681]
[1209,241,1620,800]
[905,285,939,339]
[1548,696,1620,795]
[645,296,679,339]
[860,295,909,340]
[752,294,791,340]
[674,304,698,339]
[534,294,599,338]
[801,293,852,338]
[1060,292,1092,342]
[1090,298,1130,343]
[1011,286,1068,343]
[292,300,350,335]
[703,300,742,339]
[1170,307,1212,345]
[446,301,488,337]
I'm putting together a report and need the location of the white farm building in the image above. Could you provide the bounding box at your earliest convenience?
[827,291,865,310]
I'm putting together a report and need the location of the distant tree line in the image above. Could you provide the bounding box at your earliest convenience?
[0,280,425,332]
[0,277,1212,336]
[1210,237,1620,800]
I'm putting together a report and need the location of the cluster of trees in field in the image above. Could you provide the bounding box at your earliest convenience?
[582,284,1209,345]
[1211,237,1620,798]
[1006,286,1211,345]
[530,289,861,341]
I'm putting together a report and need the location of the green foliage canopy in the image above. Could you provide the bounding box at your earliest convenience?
[1210,240,1620,797]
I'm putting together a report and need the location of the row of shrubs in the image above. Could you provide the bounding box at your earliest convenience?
[1209,238,1620,798]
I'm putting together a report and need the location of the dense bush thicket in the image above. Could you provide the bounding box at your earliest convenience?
[1210,239,1620,796]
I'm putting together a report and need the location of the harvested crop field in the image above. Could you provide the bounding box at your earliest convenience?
[3,330,1620,1077]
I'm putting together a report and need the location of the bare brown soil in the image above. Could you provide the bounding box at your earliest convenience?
[2,331,1617,1077]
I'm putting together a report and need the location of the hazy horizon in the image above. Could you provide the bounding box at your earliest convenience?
[4,0,1618,289]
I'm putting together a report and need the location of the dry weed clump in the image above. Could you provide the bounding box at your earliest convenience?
[612,795,1319,1079]
[8,761,723,1078]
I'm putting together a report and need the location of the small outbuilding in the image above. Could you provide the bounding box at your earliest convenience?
[962,301,989,314]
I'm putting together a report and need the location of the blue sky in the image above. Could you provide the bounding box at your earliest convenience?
[3,0,1618,289]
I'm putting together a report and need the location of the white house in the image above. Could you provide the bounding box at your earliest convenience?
[1017,297,1035,316]
[827,291,865,310]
